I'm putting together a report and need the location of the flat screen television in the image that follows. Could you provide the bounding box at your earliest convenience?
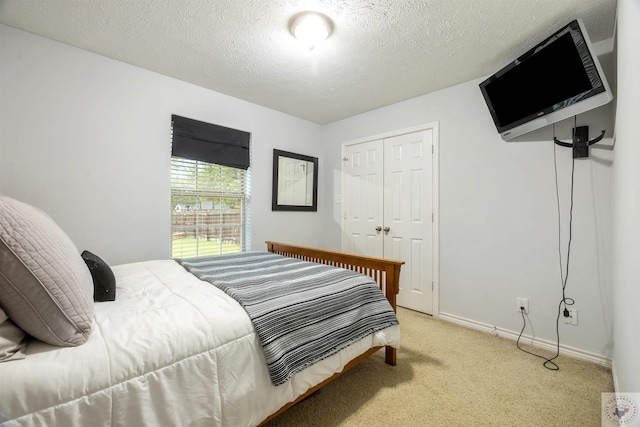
[479,19,613,141]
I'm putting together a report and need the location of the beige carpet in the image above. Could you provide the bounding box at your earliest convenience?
[265,307,613,426]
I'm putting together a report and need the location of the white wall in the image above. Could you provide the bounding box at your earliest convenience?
[612,0,640,392]
[0,21,620,361]
[0,25,324,265]
[320,53,615,358]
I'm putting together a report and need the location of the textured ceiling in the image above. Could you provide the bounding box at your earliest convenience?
[0,0,617,124]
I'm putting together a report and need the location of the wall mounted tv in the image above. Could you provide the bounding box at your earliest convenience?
[479,19,613,141]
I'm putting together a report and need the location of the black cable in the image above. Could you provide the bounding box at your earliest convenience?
[516,307,559,370]
[516,121,576,370]
[560,120,577,315]
[554,121,577,313]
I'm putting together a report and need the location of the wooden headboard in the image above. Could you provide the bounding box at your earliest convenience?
[265,241,403,307]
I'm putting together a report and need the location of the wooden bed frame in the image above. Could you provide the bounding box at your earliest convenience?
[261,241,404,425]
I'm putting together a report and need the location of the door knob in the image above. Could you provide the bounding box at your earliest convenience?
[383,227,390,233]
[375,226,382,232]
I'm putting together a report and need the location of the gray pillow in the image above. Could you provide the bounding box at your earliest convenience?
[0,196,94,347]
[0,307,27,362]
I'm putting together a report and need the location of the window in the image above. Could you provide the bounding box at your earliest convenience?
[170,115,251,258]
[171,158,250,258]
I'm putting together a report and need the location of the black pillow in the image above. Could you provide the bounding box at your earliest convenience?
[81,250,116,302]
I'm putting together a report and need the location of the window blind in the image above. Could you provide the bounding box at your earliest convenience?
[171,115,250,170]
[171,157,249,258]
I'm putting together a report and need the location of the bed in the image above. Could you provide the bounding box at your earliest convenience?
[0,197,403,427]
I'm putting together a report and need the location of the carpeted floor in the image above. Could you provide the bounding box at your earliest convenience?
[264,307,613,426]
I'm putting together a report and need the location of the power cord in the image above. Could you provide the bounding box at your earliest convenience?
[515,121,577,370]
[516,306,559,370]
[555,123,576,319]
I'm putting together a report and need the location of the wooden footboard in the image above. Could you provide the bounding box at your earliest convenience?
[261,241,403,426]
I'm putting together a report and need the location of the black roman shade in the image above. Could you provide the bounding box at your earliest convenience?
[171,115,250,170]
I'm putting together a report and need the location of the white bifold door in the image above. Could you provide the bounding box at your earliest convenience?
[342,127,436,315]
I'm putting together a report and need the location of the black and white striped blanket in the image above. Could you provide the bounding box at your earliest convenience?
[177,251,399,386]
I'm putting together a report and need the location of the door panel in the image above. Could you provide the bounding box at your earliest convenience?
[383,130,433,314]
[343,140,384,258]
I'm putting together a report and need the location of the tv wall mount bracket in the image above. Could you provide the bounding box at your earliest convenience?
[553,126,606,158]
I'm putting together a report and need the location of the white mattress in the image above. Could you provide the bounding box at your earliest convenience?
[0,260,400,427]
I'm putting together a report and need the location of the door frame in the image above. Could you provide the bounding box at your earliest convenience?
[341,122,440,317]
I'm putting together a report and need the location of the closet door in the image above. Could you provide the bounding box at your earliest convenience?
[343,126,436,315]
[383,130,434,314]
[342,140,384,257]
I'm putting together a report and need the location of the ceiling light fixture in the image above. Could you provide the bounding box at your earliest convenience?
[289,12,333,50]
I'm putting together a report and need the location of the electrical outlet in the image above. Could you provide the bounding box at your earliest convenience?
[564,308,578,325]
[516,297,529,314]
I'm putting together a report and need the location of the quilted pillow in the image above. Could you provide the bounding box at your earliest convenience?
[81,250,116,302]
[0,196,94,347]
[0,307,27,362]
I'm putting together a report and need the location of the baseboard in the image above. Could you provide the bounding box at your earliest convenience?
[611,360,620,393]
[439,312,612,368]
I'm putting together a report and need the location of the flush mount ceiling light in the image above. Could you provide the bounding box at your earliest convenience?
[289,11,333,50]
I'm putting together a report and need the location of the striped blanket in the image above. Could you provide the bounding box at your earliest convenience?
[177,251,399,386]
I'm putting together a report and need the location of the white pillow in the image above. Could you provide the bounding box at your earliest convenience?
[0,196,94,346]
[0,307,26,361]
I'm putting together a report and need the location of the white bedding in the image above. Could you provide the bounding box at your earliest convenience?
[0,260,400,427]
